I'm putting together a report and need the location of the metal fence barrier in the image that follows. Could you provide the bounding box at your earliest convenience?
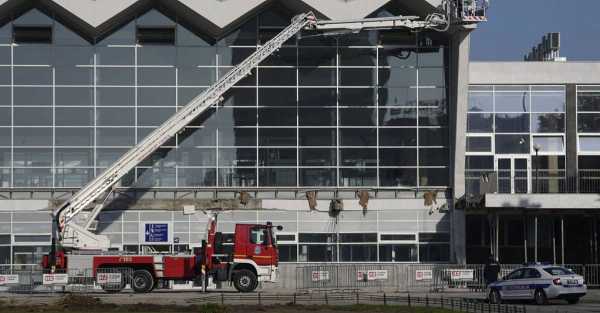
[296,263,600,292]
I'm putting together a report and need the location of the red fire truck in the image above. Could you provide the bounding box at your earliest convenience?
[43,214,281,292]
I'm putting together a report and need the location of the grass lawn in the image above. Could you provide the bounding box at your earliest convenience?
[0,295,459,313]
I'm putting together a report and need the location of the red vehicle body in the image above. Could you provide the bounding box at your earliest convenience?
[42,219,280,293]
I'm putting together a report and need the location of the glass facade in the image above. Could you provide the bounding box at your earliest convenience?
[0,7,450,189]
[465,85,566,194]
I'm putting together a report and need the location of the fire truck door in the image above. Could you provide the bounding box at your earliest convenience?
[247,226,275,266]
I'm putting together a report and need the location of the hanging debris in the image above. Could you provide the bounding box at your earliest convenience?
[328,199,343,218]
[306,191,318,211]
[239,191,251,206]
[357,190,369,215]
[423,191,438,207]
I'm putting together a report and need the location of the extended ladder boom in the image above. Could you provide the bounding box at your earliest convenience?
[55,11,453,250]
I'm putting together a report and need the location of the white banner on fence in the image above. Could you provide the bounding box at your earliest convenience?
[96,273,122,284]
[357,270,388,281]
[311,271,330,282]
[449,269,474,281]
[415,270,433,281]
[0,275,19,285]
[43,274,69,285]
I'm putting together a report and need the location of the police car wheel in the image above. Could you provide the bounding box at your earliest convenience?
[489,290,501,304]
[534,289,547,305]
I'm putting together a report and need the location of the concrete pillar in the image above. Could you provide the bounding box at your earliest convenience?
[449,30,471,264]
[565,84,578,190]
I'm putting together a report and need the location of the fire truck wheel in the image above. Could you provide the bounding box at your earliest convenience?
[131,269,154,293]
[233,269,258,292]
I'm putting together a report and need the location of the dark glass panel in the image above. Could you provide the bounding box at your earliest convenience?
[531,92,565,112]
[379,87,417,107]
[495,113,530,133]
[14,87,52,106]
[55,67,93,85]
[138,107,175,126]
[340,128,376,146]
[258,67,296,86]
[13,67,52,85]
[299,88,336,106]
[259,148,296,166]
[419,168,449,187]
[138,67,176,86]
[13,128,52,146]
[55,128,94,146]
[340,148,376,166]
[340,245,377,262]
[577,93,600,112]
[13,107,52,126]
[55,107,93,126]
[339,48,376,66]
[299,128,336,146]
[97,128,135,147]
[218,148,256,167]
[299,108,336,126]
[379,148,417,166]
[176,147,215,167]
[419,88,446,107]
[418,68,446,87]
[420,148,449,166]
[55,148,93,167]
[468,91,493,112]
[258,88,295,106]
[258,108,296,126]
[13,148,52,166]
[136,27,175,45]
[97,87,135,106]
[340,108,376,126]
[259,128,296,146]
[578,114,600,132]
[96,107,134,126]
[216,107,257,127]
[339,88,376,107]
[419,108,447,126]
[261,47,296,66]
[299,148,336,166]
[178,168,215,188]
[495,92,529,112]
[378,68,417,87]
[466,137,492,152]
[467,113,493,133]
[139,46,176,66]
[495,135,530,154]
[218,168,257,187]
[379,128,417,146]
[419,128,448,147]
[96,47,134,65]
[96,68,134,85]
[139,88,176,107]
[531,113,565,133]
[217,127,254,147]
[298,47,336,66]
[299,68,336,86]
[178,68,216,86]
[379,108,417,126]
[340,168,377,187]
[340,68,375,86]
[259,168,296,186]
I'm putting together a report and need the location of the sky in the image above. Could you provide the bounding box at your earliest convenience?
[470,0,600,61]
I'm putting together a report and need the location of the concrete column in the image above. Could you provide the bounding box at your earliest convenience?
[449,30,471,264]
[565,84,578,190]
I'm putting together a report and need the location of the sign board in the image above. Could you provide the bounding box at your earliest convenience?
[43,274,69,285]
[142,223,170,243]
[415,270,433,281]
[96,273,122,284]
[449,269,474,281]
[0,275,19,285]
[357,270,388,281]
[311,271,329,282]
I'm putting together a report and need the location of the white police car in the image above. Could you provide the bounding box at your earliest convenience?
[488,265,586,305]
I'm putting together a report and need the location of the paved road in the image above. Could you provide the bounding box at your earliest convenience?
[1,290,599,312]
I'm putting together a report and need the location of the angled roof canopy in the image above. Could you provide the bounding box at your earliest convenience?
[0,0,442,43]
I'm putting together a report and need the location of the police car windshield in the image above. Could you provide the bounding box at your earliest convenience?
[543,267,575,276]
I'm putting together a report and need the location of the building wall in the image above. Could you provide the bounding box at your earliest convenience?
[0,2,466,267]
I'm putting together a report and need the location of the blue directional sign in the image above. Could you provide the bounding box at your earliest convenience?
[144,223,169,242]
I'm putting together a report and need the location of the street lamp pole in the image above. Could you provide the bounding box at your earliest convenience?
[533,144,541,193]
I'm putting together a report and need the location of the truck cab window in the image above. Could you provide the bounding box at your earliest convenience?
[250,227,269,245]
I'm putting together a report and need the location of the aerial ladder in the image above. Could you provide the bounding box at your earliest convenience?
[51,3,482,259]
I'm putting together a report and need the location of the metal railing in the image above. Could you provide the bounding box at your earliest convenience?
[466,170,600,195]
